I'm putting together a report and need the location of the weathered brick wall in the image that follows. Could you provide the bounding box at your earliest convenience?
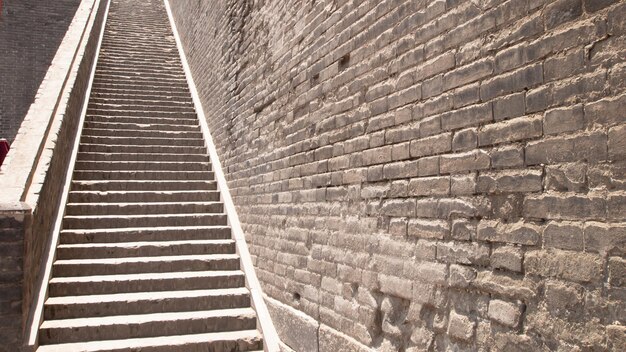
[0,0,81,143]
[0,203,30,352]
[170,0,626,350]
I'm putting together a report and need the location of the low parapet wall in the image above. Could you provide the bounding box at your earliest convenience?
[0,0,107,349]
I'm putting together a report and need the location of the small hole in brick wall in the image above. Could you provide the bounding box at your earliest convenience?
[293,292,301,302]
[311,72,320,85]
[339,53,350,71]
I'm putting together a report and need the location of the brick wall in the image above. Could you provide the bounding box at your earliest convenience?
[0,0,81,143]
[170,0,626,350]
[0,203,30,352]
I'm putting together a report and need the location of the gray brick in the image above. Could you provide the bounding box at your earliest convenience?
[414,51,456,82]
[525,132,608,165]
[491,246,523,272]
[584,0,617,12]
[544,104,584,135]
[422,74,444,98]
[410,132,452,158]
[441,150,491,174]
[441,102,493,131]
[380,199,416,217]
[452,83,480,108]
[545,0,583,30]
[523,194,607,220]
[477,169,543,193]
[448,311,475,341]
[383,160,419,180]
[361,146,392,166]
[493,92,525,121]
[544,221,584,251]
[609,124,626,161]
[584,222,626,255]
[488,300,522,328]
[451,174,476,195]
[490,146,524,169]
[478,115,543,147]
[408,176,450,196]
[452,128,478,151]
[419,115,442,137]
[408,219,449,240]
[544,48,584,82]
[480,64,543,101]
[584,93,626,127]
[477,220,541,245]
[526,85,553,113]
[545,163,587,192]
[391,142,410,161]
[608,2,626,35]
[443,58,493,91]
[525,249,603,283]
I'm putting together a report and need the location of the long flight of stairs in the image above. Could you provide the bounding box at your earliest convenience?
[36,0,265,350]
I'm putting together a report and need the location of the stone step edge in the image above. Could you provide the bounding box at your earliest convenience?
[57,238,235,251]
[46,287,249,306]
[40,307,256,330]
[60,225,231,235]
[36,329,262,352]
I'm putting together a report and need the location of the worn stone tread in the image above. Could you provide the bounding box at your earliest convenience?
[36,330,262,352]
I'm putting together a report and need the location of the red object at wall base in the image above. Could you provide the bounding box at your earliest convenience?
[0,139,9,167]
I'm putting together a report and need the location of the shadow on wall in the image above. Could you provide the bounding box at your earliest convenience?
[0,0,81,143]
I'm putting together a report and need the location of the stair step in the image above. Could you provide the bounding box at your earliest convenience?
[36,329,262,352]
[71,180,217,191]
[91,82,189,94]
[39,307,257,344]
[95,63,185,76]
[60,225,232,244]
[87,103,194,114]
[98,51,181,62]
[94,72,185,82]
[77,152,208,163]
[56,239,235,259]
[82,128,202,139]
[45,287,250,319]
[79,143,205,154]
[86,115,199,126]
[81,135,204,147]
[49,270,244,296]
[83,121,199,132]
[73,160,210,171]
[93,78,189,90]
[94,69,187,81]
[67,190,220,203]
[63,213,227,229]
[52,254,241,277]
[72,170,214,181]
[97,54,182,65]
[89,96,193,106]
[90,87,190,98]
[65,201,223,216]
[86,108,196,119]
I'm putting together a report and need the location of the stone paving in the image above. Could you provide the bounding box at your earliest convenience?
[35,0,265,350]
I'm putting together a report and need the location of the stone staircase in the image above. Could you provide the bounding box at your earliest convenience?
[35,0,266,350]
